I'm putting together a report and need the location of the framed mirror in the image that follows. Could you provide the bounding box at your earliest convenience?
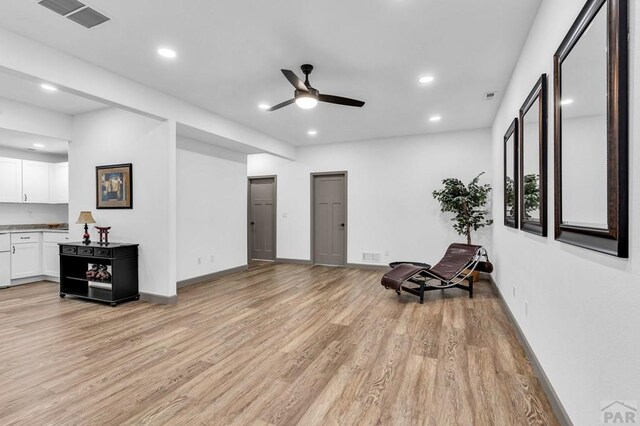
[504,118,519,228]
[519,74,548,236]
[554,0,628,257]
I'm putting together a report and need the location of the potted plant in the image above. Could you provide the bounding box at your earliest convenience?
[432,172,493,281]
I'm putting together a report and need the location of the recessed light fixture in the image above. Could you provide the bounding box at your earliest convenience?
[307,129,318,136]
[258,103,270,110]
[418,75,435,84]
[429,115,442,122]
[33,143,45,148]
[560,99,574,106]
[41,83,58,92]
[157,47,177,59]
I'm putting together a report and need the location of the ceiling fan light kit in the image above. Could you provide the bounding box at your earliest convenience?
[295,92,318,109]
[268,64,365,112]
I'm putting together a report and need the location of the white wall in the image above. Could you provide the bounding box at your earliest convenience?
[0,97,71,140]
[176,137,247,281]
[491,1,640,424]
[0,203,67,226]
[70,108,176,298]
[248,128,493,265]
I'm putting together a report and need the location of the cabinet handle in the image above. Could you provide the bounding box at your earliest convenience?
[12,246,15,254]
[24,194,27,202]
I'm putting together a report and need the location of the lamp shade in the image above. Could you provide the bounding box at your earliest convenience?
[76,211,96,224]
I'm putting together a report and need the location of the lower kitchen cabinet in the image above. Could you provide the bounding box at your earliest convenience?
[42,242,60,277]
[11,242,41,279]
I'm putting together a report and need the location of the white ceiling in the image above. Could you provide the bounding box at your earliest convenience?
[0,70,107,115]
[0,0,542,146]
[0,127,68,154]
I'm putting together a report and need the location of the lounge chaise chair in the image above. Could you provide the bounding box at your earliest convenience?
[381,243,493,304]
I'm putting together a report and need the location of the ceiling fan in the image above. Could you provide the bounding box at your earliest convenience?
[268,64,365,111]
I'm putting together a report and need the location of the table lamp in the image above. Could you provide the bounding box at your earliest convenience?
[76,211,96,245]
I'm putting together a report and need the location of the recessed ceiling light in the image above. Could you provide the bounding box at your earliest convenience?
[157,47,177,59]
[418,75,435,84]
[429,115,442,122]
[33,143,45,148]
[41,83,58,92]
[307,130,318,136]
[258,103,270,110]
[560,99,574,106]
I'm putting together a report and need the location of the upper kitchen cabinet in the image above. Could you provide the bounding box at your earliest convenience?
[50,162,69,204]
[0,158,68,204]
[22,160,51,203]
[0,157,22,202]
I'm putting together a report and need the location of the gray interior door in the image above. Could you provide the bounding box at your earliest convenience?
[313,174,346,266]
[249,178,275,261]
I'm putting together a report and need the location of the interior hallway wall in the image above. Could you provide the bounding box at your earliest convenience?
[490,0,640,424]
[248,128,493,265]
[176,137,247,282]
[70,108,175,298]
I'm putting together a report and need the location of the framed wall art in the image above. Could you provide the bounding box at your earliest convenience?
[96,163,133,209]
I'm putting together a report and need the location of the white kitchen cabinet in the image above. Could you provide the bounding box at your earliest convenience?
[22,160,50,203]
[49,162,69,204]
[42,242,60,277]
[0,157,23,202]
[0,234,9,286]
[42,232,69,277]
[11,242,41,279]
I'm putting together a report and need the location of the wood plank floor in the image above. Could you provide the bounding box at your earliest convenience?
[0,262,558,425]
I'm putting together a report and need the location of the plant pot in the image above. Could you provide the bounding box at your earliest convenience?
[464,269,480,282]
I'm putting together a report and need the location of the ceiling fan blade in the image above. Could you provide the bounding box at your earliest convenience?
[267,99,295,111]
[281,69,308,92]
[318,94,365,107]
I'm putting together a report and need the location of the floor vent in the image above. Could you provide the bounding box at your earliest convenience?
[362,252,381,263]
[38,0,110,29]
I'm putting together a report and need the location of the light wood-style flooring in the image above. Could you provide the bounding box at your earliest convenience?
[0,262,558,425]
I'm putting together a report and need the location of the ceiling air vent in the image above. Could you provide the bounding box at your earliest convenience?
[67,7,110,28]
[483,91,497,101]
[38,0,85,16]
[39,0,110,29]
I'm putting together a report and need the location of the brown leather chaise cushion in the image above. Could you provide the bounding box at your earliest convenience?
[380,263,427,291]
[428,243,483,280]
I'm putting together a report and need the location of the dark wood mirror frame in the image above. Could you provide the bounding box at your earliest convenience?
[553,0,628,257]
[504,118,519,228]
[519,74,548,236]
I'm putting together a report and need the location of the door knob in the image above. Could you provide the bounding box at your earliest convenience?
[340,223,345,227]
[251,222,255,225]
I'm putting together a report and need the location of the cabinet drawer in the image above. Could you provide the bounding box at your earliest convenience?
[77,247,93,256]
[43,232,70,243]
[11,232,42,244]
[94,248,111,258]
[61,246,77,255]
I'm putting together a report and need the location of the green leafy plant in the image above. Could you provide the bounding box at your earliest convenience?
[523,173,540,219]
[432,172,493,244]
[505,176,515,217]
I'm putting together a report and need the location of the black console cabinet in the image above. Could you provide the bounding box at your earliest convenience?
[59,242,139,306]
